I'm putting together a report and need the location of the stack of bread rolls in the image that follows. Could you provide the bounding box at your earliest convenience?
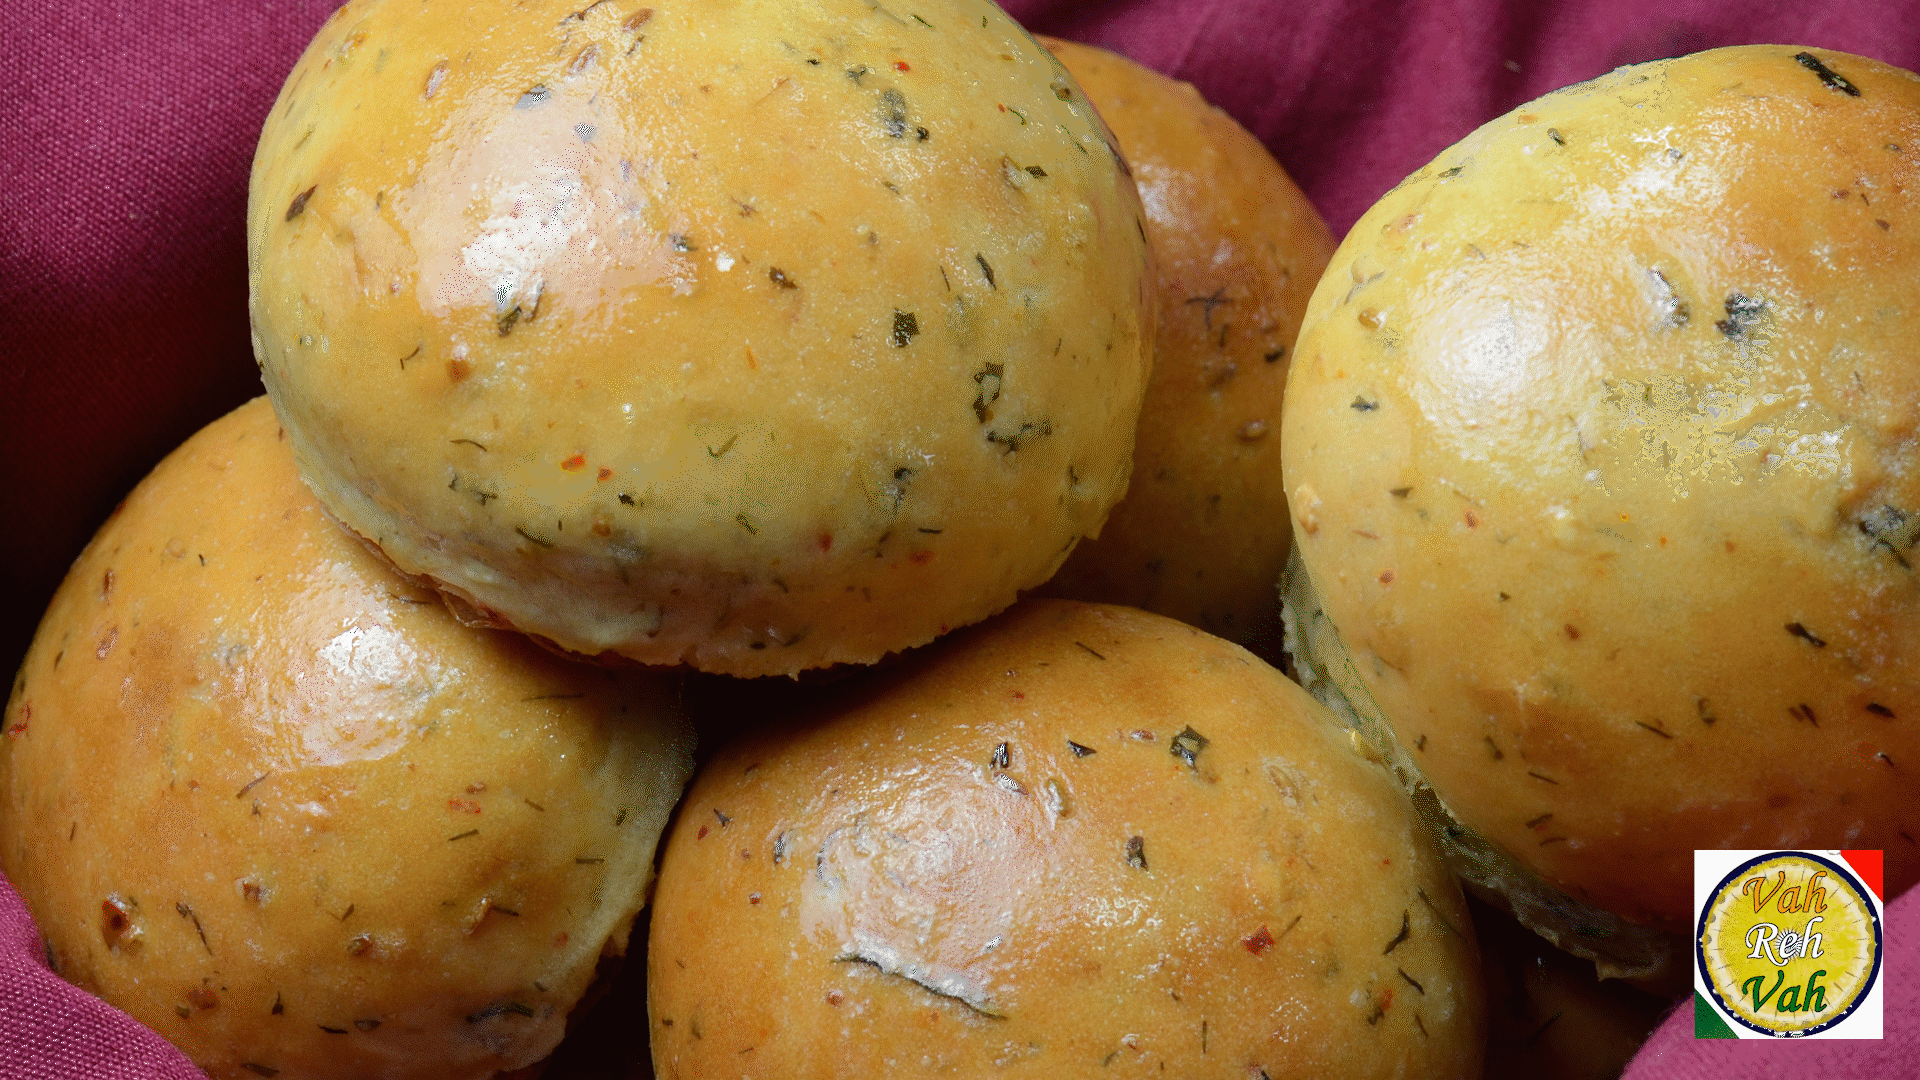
[7,0,1915,1076]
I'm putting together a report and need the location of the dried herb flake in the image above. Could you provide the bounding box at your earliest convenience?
[891,309,919,347]
[1785,621,1827,647]
[285,186,317,222]
[1169,726,1208,770]
[1795,52,1862,96]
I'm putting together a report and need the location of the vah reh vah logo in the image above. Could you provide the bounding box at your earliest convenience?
[1695,850,1884,1039]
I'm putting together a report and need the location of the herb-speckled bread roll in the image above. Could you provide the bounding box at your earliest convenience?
[648,600,1485,1079]
[248,0,1155,677]
[0,397,694,1080]
[1038,38,1334,654]
[1280,45,1920,965]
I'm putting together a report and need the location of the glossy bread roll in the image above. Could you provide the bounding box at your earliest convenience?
[248,0,1155,676]
[649,600,1485,1080]
[1281,45,1920,958]
[1039,38,1334,654]
[0,398,694,1080]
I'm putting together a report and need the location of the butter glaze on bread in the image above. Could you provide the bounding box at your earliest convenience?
[0,397,693,1080]
[248,0,1154,676]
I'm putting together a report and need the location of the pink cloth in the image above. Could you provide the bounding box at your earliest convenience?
[3,1,1918,1076]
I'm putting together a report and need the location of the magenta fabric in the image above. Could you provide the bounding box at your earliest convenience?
[3,1,1919,1077]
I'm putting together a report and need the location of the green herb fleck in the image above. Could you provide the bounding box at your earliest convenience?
[972,363,1003,422]
[1795,52,1861,96]
[880,88,909,137]
[1169,726,1208,769]
[891,310,919,347]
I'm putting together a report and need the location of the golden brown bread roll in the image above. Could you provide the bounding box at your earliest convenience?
[1280,45,1919,965]
[1039,38,1334,654]
[648,600,1485,1079]
[247,0,1155,676]
[0,397,693,1080]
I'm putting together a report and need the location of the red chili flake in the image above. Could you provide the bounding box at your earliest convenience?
[748,893,762,904]
[1378,570,1395,584]
[818,533,833,552]
[1011,691,1025,700]
[998,103,1006,111]
[186,986,219,1010]
[554,932,570,947]
[911,550,933,564]
[1243,926,1275,954]
[561,454,587,471]
[1565,624,1581,640]
[6,722,26,738]
[448,798,482,814]
[597,467,613,481]
[894,61,910,71]
[446,358,471,383]
[826,990,845,1005]
[1465,510,1479,528]
[697,825,709,840]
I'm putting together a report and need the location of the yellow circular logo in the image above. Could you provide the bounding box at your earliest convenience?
[1697,852,1882,1037]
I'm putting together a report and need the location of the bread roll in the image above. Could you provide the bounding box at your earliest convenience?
[649,600,1484,1079]
[247,0,1155,676]
[1039,38,1334,654]
[0,397,693,1080]
[1280,45,1920,959]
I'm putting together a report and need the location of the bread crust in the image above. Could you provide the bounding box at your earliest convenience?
[248,0,1155,676]
[649,600,1484,1079]
[0,398,693,1080]
[1282,45,1920,932]
[1037,38,1334,653]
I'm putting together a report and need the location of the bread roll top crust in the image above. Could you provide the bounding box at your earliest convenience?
[649,600,1484,1080]
[0,397,693,1080]
[1282,45,1920,931]
[1037,38,1334,653]
[248,0,1155,675]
